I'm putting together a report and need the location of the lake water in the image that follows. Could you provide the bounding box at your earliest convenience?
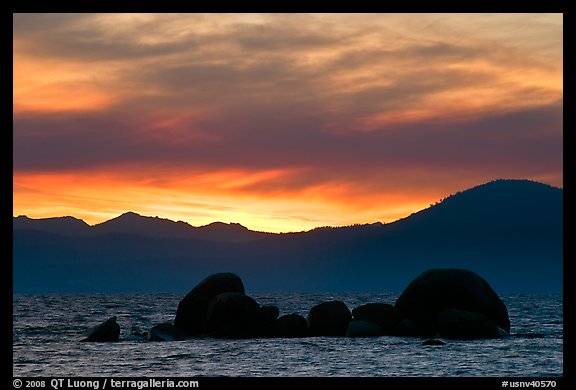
[12,292,563,377]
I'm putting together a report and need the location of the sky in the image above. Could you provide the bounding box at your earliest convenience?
[13,13,563,233]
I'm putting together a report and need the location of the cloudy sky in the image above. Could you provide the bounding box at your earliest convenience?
[13,13,563,232]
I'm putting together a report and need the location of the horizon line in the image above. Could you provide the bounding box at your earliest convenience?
[12,178,562,234]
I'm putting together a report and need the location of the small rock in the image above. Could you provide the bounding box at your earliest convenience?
[422,339,445,346]
[148,322,188,341]
[82,316,120,342]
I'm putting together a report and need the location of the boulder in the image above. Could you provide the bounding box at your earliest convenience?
[257,305,280,337]
[307,301,352,337]
[82,316,120,342]
[395,318,420,336]
[174,272,245,335]
[352,303,401,334]
[437,309,509,339]
[394,269,510,336]
[260,305,280,322]
[204,292,261,338]
[275,314,308,338]
[147,322,188,341]
[346,320,383,337]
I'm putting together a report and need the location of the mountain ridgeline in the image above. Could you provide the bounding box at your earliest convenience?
[13,179,563,293]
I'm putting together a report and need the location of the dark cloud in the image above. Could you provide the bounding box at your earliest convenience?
[142,59,309,93]
[227,21,353,51]
[12,14,352,63]
[13,13,563,199]
[334,68,493,115]
[13,100,562,189]
[328,42,485,72]
[14,15,198,61]
[13,13,92,34]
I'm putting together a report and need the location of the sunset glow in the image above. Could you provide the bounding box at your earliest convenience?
[13,13,563,233]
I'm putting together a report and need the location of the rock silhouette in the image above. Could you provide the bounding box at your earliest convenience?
[437,309,509,339]
[395,318,420,336]
[205,292,262,338]
[257,305,280,337]
[148,322,188,341]
[275,314,308,338]
[82,316,120,342]
[352,303,401,335]
[174,272,245,335]
[308,301,352,337]
[80,269,513,343]
[422,339,446,346]
[394,269,510,338]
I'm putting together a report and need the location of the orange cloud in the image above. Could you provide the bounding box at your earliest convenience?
[12,51,120,113]
[13,14,563,232]
[13,166,448,233]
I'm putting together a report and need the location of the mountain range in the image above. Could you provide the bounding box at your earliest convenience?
[13,212,268,242]
[13,179,563,293]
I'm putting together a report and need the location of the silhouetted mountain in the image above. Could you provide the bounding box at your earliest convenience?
[194,221,266,242]
[13,215,91,237]
[391,179,561,235]
[92,212,194,239]
[14,211,270,243]
[13,179,563,294]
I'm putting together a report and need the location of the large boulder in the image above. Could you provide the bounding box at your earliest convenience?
[394,269,510,337]
[259,305,280,323]
[147,322,188,341]
[174,272,245,335]
[275,314,308,338]
[307,301,352,337]
[346,320,383,337]
[204,292,261,338]
[395,318,419,336]
[81,316,120,342]
[437,309,509,339]
[352,303,401,334]
[257,305,280,337]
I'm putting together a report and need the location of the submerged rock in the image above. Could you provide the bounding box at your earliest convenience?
[346,320,383,337]
[394,268,510,337]
[308,301,352,337]
[422,339,446,346]
[275,314,308,338]
[148,322,188,341]
[81,316,120,342]
[174,272,245,336]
